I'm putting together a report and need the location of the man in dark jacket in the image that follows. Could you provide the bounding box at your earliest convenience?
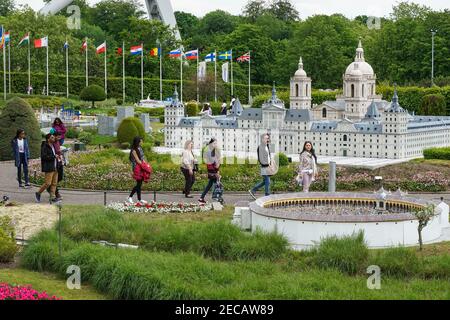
[11,129,31,187]
[249,133,272,199]
[35,133,58,203]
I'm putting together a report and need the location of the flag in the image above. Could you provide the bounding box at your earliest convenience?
[205,52,216,62]
[0,26,4,48]
[198,61,206,81]
[63,41,69,49]
[218,50,232,60]
[185,49,198,60]
[4,31,10,44]
[81,40,87,52]
[237,52,250,63]
[150,47,160,57]
[169,48,182,58]
[116,47,122,56]
[222,62,229,82]
[34,36,48,48]
[96,42,106,54]
[130,45,143,55]
[18,32,29,46]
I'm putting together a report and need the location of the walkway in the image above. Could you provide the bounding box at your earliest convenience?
[1,161,449,206]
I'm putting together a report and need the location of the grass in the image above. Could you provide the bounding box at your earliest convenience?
[21,230,450,300]
[0,268,107,300]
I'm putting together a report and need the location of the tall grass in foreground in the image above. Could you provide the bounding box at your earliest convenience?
[21,231,450,300]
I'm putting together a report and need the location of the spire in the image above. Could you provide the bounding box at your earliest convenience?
[392,83,398,104]
[173,84,179,102]
[365,99,381,119]
[355,37,365,62]
[272,81,277,100]
[388,83,406,113]
[298,57,303,70]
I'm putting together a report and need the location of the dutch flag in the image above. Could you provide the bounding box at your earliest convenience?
[130,45,143,55]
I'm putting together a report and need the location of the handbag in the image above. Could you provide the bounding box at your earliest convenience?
[265,161,278,176]
[193,163,199,172]
[295,174,303,186]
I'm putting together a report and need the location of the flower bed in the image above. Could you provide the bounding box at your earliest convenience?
[107,201,213,214]
[0,283,61,300]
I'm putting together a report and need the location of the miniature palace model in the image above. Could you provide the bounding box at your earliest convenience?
[164,40,450,159]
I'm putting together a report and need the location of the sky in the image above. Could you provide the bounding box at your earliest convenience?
[15,0,450,19]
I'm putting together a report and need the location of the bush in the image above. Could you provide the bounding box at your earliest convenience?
[185,101,199,116]
[120,142,130,149]
[277,153,289,166]
[80,85,106,108]
[78,131,93,144]
[0,216,18,263]
[0,97,42,161]
[369,247,420,278]
[116,98,123,106]
[311,231,369,275]
[419,94,447,116]
[116,117,146,145]
[65,127,79,139]
[423,147,450,160]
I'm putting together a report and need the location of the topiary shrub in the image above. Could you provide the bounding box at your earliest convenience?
[276,153,289,166]
[80,85,106,108]
[419,94,446,116]
[65,127,79,139]
[117,117,146,145]
[0,216,18,263]
[186,101,199,116]
[78,131,93,144]
[0,97,42,161]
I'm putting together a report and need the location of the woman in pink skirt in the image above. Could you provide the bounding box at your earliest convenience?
[297,141,318,192]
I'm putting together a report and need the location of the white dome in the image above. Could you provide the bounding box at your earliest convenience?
[345,61,373,76]
[295,68,307,77]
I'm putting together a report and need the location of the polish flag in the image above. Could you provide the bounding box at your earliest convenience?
[96,42,106,54]
[34,36,48,48]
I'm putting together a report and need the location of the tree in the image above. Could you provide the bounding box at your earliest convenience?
[80,85,107,107]
[117,117,146,144]
[391,1,432,21]
[412,204,436,251]
[199,10,238,35]
[174,11,200,39]
[268,0,299,22]
[242,0,267,22]
[0,97,42,161]
[0,0,15,16]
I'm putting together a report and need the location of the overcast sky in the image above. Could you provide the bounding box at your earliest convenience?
[15,0,449,18]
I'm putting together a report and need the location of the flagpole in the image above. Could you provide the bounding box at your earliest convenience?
[230,49,233,97]
[46,37,49,96]
[196,48,199,102]
[66,37,69,98]
[248,51,251,105]
[3,27,6,101]
[141,42,143,101]
[122,41,125,102]
[214,50,217,102]
[8,40,11,94]
[180,49,183,103]
[104,41,107,98]
[27,34,30,89]
[159,45,162,101]
[85,38,89,87]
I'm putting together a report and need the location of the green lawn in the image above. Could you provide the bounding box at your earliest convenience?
[0,268,107,300]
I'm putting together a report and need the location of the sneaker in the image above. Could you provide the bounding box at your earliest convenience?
[139,200,148,205]
[35,192,41,203]
[24,183,31,188]
[127,197,133,204]
[248,190,256,200]
[50,197,60,203]
[19,184,24,188]
[185,194,193,198]
[56,195,63,201]
[198,198,206,204]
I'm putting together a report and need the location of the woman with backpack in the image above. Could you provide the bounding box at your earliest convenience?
[198,138,221,204]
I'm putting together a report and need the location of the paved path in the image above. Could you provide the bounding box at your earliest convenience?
[1,161,449,206]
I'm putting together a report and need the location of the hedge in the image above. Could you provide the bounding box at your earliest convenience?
[117,117,146,145]
[423,147,450,160]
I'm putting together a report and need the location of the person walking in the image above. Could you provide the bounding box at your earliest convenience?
[199,103,212,116]
[181,140,198,198]
[128,136,147,204]
[249,133,274,199]
[297,141,318,192]
[11,129,31,188]
[198,138,221,204]
[220,100,227,115]
[35,134,58,203]
[46,131,64,200]
[52,118,67,145]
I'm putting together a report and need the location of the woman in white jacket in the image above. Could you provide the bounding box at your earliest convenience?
[297,141,318,192]
[181,140,198,198]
